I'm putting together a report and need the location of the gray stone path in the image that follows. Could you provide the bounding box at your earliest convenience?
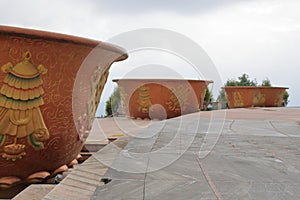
[91,108,300,200]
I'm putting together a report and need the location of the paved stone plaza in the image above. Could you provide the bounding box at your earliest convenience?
[15,107,300,200]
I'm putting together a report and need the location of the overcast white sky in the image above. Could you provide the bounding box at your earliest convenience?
[1,0,299,115]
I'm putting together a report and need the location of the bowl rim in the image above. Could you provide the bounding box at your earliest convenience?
[0,25,127,59]
[112,78,213,83]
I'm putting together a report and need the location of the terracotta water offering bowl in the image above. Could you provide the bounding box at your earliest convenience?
[224,86,288,108]
[0,26,127,188]
[113,79,212,120]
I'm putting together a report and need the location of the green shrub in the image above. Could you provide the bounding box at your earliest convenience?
[225,73,257,86]
[105,87,120,117]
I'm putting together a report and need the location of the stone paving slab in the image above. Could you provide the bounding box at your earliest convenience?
[144,180,216,200]
[92,108,300,200]
[13,185,55,200]
[42,135,131,200]
[92,180,145,200]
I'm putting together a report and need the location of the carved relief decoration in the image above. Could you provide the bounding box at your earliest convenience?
[0,51,49,161]
[137,86,152,114]
[233,92,244,108]
[166,85,190,113]
[253,92,266,106]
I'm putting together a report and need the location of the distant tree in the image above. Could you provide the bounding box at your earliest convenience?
[225,79,238,86]
[217,88,226,102]
[105,87,120,117]
[203,89,213,111]
[224,74,257,87]
[237,73,257,86]
[283,91,289,106]
[238,74,254,86]
[261,78,271,86]
[105,97,112,116]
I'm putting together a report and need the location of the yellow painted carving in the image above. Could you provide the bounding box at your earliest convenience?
[274,91,284,106]
[93,66,109,109]
[166,85,189,112]
[78,65,110,142]
[0,51,49,161]
[253,92,265,106]
[166,93,181,113]
[233,92,244,107]
[138,86,152,113]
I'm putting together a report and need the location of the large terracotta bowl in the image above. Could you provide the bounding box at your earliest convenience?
[0,26,127,188]
[113,79,212,119]
[224,86,288,108]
